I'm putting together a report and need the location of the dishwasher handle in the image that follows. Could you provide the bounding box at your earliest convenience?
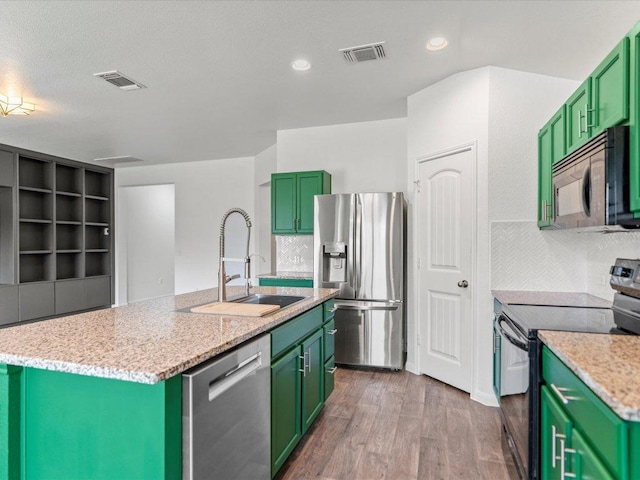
[208,351,263,402]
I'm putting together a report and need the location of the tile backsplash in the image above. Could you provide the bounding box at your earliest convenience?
[275,235,314,272]
[491,221,640,301]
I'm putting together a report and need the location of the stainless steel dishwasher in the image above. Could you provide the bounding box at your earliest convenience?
[182,334,270,480]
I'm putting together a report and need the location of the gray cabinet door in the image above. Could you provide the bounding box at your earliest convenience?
[55,279,87,315]
[20,282,55,321]
[85,276,111,309]
[0,150,15,187]
[0,286,19,325]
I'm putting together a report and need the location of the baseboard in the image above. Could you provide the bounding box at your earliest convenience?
[471,389,499,407]
[404,361,418,374]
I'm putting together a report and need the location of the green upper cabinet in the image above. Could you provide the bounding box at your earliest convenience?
[271,170,331,235]
[628,23,640,213]
[538,124,553,228]
[550,106,566,165]
[565,78,592,153]
[592,38,630,135]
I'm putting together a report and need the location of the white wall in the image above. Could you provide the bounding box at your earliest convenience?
[115,157,255,301]
[277,118,408,194]
[121,184,175,303]
[254,144,277,275]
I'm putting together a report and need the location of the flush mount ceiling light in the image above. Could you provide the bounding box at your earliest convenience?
[291,59,311,71]
[0,93,36,117]
[426,37,448,51]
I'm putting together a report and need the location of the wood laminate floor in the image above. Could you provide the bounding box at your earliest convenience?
[276,368,519,480]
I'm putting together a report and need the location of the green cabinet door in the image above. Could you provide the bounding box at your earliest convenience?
[592,38,630,135]
[324,356,335,401]
[297,171,323,234]
[565,78,592,153]
[271,170,331,235]
[271,173,297,234]
[550,106,566,165]
[541,386,572,480]
[629,23,640,214]
[571,428,615,480]
[271,347,302,474]
[492,324,501,400]
[538,124,553,228]
[301,328,324,434]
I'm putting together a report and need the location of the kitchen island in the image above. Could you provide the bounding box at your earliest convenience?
[0,286,338,480]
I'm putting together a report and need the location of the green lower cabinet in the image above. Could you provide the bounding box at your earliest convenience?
[324,356,335,401]
[571,428,616,480]
[301,329,323,433]
[271,346,302,475]
[492,324,501,400]
[21,367,181,480]
[541,386,572,480]
[323,318,336,362]
[0,365,21,480]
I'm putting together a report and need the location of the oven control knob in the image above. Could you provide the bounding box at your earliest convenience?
[457,280,469,288]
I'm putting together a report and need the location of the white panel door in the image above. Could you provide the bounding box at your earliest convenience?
[418,147,473,392]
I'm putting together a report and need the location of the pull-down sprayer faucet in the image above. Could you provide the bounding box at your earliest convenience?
[218,208,252,303]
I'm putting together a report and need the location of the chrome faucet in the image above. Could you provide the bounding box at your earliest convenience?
[218,208,252,303]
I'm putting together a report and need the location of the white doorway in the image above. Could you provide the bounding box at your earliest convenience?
[119,184,176,304]
[416,144,476,393]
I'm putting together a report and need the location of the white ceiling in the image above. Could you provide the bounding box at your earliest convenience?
[1,1,640,167]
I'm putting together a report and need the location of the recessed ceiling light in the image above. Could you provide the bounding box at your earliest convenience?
[291,59,311,71]
[426,37,448,51]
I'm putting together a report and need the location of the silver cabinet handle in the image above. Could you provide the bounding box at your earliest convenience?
[308,348,311,374]
[585,105,594,129]
[457,280,469,288]
[547,201,553,222]
[542,199,548,222]
[327,329,338,335]
[551,424,565,468]
[550,383,572,404]
[327,366,337,374]
[329,306,338,313]
[299,351,308,376]
[493,332,500,354]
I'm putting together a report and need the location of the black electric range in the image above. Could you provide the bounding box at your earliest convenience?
[495,258,640,480]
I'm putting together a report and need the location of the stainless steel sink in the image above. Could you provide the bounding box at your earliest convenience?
[232,294,306,308]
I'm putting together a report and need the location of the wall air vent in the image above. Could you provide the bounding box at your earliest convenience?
[339,42,387,63]
[93,71,146,90]
[93,156,143,166]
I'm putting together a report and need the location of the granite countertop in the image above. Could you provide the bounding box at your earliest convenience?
[492,290,611,308]
[257,271,314,280]
[0,286,338,385]
[539,330,640,421]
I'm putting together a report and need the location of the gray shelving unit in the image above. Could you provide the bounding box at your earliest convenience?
[0,144,114,325]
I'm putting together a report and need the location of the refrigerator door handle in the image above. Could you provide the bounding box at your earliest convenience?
[353,195,361,295]
[335,303,399,312]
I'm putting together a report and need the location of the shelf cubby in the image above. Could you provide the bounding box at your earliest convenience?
[20,222,53,252]
[85,170,110,199]
[56,252,83,280]
[85,224,109,250]
[56,164,82,195]
[57,223,82,251]
[19,157,53,191]
[85,197,109,224]
[56,194,82,223]
[19,253,53,283]
[19,189,53,222]
[85,251,110,277]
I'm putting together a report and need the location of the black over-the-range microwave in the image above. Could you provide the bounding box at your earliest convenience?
[552,126,640,231]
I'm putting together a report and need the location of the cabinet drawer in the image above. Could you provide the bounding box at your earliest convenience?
[323,298,335,321]
[19,282,55,321]
[271,305,322,360]
[323,319,336,361]
[55,279,86,314]
[542,347,627,478]
[0,286,19,326]
[85,276,111,309]
[324,356,336,401]
[258,278,313,288]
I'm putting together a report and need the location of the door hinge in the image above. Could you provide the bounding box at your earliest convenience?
[417,333,421,346]
[417,257,421,269]
[414,180,421,193]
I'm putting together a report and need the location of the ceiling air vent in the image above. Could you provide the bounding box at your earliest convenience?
[93,71,146,90]
[339,42,387,64]
[93,156,143,166]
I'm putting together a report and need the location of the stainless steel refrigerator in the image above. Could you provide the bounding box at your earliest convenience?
[314,192,406,369]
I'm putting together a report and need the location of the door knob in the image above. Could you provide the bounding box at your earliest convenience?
[457,280,469,288]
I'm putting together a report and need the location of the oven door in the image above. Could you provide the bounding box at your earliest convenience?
[496,314,530,479]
